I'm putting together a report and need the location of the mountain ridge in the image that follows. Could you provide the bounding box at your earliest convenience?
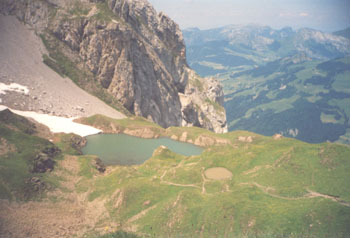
[0,0,227,133]
[184,24,350,77]
[333,27,350,39]
[183,24,350,144]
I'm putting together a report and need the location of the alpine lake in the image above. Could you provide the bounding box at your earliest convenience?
[82,134,204,166]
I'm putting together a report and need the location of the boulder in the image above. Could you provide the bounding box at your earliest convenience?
[70,135,87,154]
[31,152,55,173]
[94,158,106,173]
[25,176,47,192]
[31,145,60,173]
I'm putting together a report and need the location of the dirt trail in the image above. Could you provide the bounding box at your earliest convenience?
[306,189,350,207]
[160,180,200,189]
[127,205,157,224]
[201,168,208,194]
[159,161,201,189]
[159,162,234,194]
[0,15,125,120]
[240,182,350,207]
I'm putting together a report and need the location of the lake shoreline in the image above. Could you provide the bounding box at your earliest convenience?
[82,134,204,166]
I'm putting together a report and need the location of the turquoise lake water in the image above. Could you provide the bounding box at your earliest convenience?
[82,134,204,165]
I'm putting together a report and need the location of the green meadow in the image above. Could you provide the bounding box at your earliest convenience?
[1,111,349,237]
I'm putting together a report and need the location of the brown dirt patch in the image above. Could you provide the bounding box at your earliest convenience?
[204,167,232,180]
[0,199,88,238]
[238,136,253,143]
[0,138,16,156]
[243,165,272,175]
[0,154,117,238]
[273,134,283,140]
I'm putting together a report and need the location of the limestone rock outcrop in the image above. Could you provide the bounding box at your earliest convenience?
[1,0,227,133]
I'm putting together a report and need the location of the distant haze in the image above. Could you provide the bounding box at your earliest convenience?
[148,0,350,32]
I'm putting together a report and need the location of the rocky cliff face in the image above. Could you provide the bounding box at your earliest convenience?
[1,0,227,133]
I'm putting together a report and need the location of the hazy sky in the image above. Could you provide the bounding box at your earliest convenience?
[148,0,350,32]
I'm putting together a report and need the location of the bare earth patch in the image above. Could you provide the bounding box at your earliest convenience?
[0,138,16,156]
[239,182,350,207]
[0,155,117,238]
[204,167,232,180]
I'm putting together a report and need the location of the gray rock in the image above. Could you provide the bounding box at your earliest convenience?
[31,145,60,173]
[24,176,48,198]
[32,152,55,173]
[94,158,106,173]
[1,0,227,133]
[69,135,87,154]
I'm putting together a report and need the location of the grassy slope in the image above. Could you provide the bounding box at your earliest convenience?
[75,115,350,237]
[224,57,350,144]
[1,112,350,237]
[0,110,61,200]
[186,41,267,78]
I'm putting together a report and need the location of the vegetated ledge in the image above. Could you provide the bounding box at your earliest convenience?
[75,114,292,148]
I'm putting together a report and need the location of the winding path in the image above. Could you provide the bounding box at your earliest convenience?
[159,161,202,190]
[240,182,350,207]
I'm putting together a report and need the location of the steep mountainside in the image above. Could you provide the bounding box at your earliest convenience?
[183,25,350,77]
[0,15,126,119]
[0,0,227,133]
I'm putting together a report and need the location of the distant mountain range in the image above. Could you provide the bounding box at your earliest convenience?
[183,25,350,144]
[334,27,350,39]
[184,25,350,77]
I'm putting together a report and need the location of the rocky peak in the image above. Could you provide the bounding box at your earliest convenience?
[108,0,158,28]
[295,28,350,59]
[1,0,227,133]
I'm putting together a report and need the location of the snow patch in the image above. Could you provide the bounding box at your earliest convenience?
[0,105,101,137]
[0,105,7,111]
[0,83,29,95]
